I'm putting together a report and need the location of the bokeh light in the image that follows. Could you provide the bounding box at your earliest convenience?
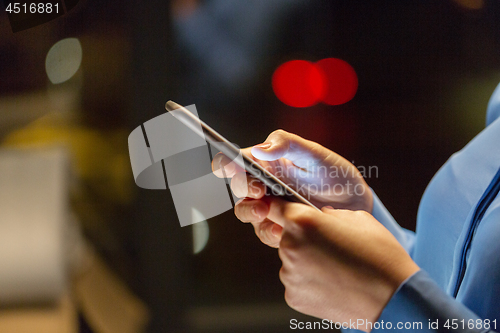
[272,58,358,107]
[272,60,326,108]
[192,209,209,254]
[452,0,484,10]
[45,38,82,84]
[315,58,358,106]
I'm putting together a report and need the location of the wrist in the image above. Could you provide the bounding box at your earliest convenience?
[360,266,420,332]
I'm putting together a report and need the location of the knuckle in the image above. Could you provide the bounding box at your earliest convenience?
[278,266,287,283]
[283,289,302,310]
[233,207,246,222]
[283,267,303,286]
[279,266,294,286]
[270,129,288,137]
[234,203,254,223]
[279,233,297,251]
[255,223,274,245]
[282,204,299,221]
[297,210,316,226]
[278,238,301,263]
[284,205,317,229]
[247,178,265,198]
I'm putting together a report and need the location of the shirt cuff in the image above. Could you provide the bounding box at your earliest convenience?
[375,270,488,332]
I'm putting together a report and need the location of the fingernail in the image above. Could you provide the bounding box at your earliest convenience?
[254,142,271,149]
[252,206,263,219]
[323,205,334,210]
[271,224,282,238]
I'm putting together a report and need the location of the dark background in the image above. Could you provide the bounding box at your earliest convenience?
[1,0,500,332]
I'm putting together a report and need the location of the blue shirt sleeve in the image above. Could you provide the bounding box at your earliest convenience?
[375,270,496,333]
[371,190,416,255]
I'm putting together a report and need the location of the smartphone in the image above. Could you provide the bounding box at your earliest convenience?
[165,101,320,211]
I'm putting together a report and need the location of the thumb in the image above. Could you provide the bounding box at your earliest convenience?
[250,130,330,169]
[321,206,336,214]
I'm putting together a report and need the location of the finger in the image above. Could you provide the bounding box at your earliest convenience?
[230,172,267,199]
[252,220,283,248]
[212,152,245,178]
[265,196,289,227]
[246,195,309,228]
[282,203,352,241]
[282,201,325,231]
[250,129,332,169]
[234,198,282,248]
[234,198,270,223]
[234,196,289,228]
[321,205,335,214]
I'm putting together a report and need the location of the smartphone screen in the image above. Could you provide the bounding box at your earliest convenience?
[165,101,320,211]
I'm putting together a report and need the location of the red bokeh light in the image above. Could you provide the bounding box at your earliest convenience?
[315,58,358,106]
[272,58,358,107]
[272,60,326,108]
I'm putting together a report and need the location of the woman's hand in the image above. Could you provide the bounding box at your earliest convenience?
[212,129,373,247]
[278,201,419,332]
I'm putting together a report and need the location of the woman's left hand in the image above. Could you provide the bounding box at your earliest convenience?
[278,201,419,332]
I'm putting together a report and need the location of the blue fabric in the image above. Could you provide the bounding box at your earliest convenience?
[346,83,500,332]
[371,192,416,256]
[376,270,486,333]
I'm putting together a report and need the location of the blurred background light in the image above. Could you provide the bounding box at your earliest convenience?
[272,60,325,108]
[45,38,82,84]
[315,58,358,106]
[192,209,209,254]
[272,58,358,108]
[452,0,485,10]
